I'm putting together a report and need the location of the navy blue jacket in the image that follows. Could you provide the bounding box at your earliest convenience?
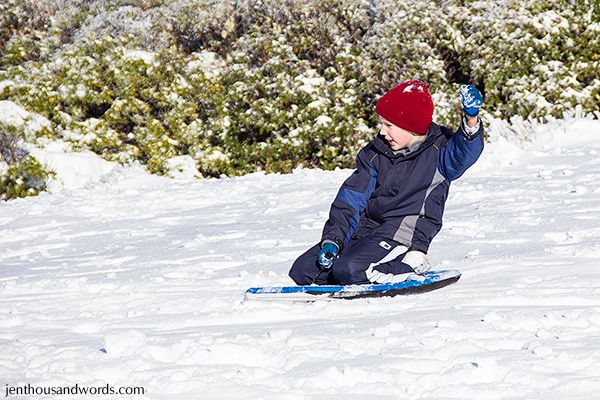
[321,121,484,253]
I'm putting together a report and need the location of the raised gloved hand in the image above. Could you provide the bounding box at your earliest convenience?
[460,85,484,117]
[317,242,339,270]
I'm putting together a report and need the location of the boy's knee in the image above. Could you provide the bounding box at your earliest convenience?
[332,260,368,285]
[289,245,321,285]
[288,264,313,286]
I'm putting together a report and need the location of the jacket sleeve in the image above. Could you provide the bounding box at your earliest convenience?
[321,146,378,248]
[437,118,484,181]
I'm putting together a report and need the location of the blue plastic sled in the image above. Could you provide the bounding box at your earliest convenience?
[245,269,461,301]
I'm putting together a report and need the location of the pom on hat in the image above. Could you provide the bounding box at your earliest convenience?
[375,79,434,135]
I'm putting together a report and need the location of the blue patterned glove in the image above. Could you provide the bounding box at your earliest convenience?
[317,242,339,270]
[460,85,484,117]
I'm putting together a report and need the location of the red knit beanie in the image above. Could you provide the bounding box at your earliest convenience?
[375,79,434,135]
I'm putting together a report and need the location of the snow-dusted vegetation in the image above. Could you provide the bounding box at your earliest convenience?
[1,0,599,198]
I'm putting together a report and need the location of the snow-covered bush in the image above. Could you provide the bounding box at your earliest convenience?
[0,155,54,200]
[0,125,28,165]
[444,0,600,121]
[0,0,67,66]
[0,0,598,183]
[0,123,54,201]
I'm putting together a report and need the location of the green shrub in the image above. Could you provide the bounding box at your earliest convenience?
[0,155,54,200]
[446,0,599,120]
[0,0,598,181]
[0,123,53,201]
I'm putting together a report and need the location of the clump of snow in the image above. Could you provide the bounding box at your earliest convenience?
[297,70,325,94]
[403,83,425,93]
[163,155,199,180]
[315,115,333,126]
[27,141,120,192]
[307,99,328,109]
[0,100,51,137]
[122,49,156,64]
[355,119,374,134]
[0,80,15,92]
[185,51,221,75]
[203,149,228,161]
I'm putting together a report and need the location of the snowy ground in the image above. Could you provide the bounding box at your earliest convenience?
[1,118,600,399]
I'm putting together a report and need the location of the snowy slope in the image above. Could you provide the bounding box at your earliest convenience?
[1,119,600,399]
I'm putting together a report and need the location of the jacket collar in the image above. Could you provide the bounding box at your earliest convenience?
[372,123,443,159]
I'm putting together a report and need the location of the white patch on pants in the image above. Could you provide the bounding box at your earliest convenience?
[365,246,430,284]
[365,245,410,284]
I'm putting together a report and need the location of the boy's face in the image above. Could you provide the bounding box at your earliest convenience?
[378,116,424,151]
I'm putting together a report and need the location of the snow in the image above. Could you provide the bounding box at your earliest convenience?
[185,51,221,75]
[402,83,425,93]
[2,118,600,398]
[163,155,199,180]
[123,50,156,65]
[0,80,15,92]
[0,100,51,137]
[315,115,333,126]
[307,99,328,109]
[27,141,121,192]
[297,71,325,94]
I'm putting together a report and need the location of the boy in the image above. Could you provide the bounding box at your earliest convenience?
[289,79,484,285]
